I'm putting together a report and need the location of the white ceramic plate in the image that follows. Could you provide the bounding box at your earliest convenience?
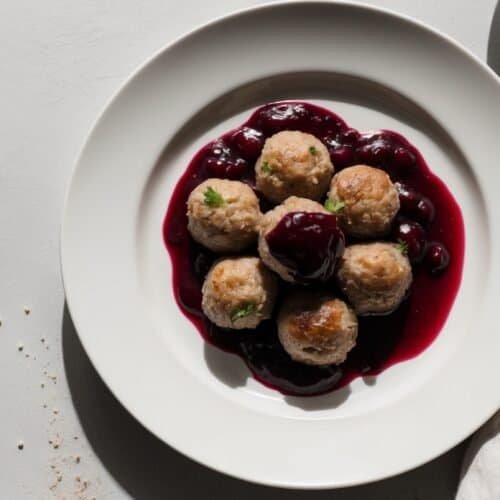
[61,1,500,488]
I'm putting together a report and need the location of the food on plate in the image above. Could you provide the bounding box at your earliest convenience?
[336,242,412,315]
[278,291,358,366]
[201,256,278,329]
[258,196,344,283]
[187,178,261,252]
[424,241,451,275]
[392,216,427,264]
[255,131,333,203]
[395,182,435,227]
[164,101,464,396]
[326,164,399,238]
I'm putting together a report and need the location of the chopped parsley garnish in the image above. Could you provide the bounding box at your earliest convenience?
[261,161,272,174]
[324,197,345,214]
[309,145,318,156]
[396,239,409,256]
[230,303,256,323]
[203,186,225,207]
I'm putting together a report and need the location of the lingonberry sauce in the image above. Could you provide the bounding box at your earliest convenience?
[163,102,464,396]
[265,211,345,283]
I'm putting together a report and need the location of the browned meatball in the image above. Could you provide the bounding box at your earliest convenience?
[327,165,399,238]
[255,131,333,203]
[278,291,358,365]
[201,257,278,329]
[336,242,412,315]
[187,178,261,253]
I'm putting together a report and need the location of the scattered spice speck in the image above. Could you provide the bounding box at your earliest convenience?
[24,306,30,315]
[17,440,24,450]
[17,342,24,352]
[48,434,62,450]
[40,337,45,343]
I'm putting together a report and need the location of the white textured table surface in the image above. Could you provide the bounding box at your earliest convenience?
[1,1,499,498]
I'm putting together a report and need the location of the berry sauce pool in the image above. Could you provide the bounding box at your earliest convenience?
[163,102,464,396]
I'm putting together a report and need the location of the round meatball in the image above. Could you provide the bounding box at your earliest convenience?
[258,196,329,282]
[278,291,358,366]
[327,165,399,238]
[255,131,333,203]
[201,257,278,329]
[187,178,261,253]
[337,242,412,315]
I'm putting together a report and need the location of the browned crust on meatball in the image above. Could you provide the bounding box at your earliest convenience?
[278,291,358,365]
[336,242,412,315]
[328,165,399,238]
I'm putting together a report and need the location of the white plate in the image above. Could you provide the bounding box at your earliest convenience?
[61,1,500,489]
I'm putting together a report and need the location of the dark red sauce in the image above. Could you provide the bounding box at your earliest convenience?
[163,102,464,396]
[265,211,345,283]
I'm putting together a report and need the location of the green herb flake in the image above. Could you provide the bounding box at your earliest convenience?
[230,303,256,323]
[203,186,225,207]
[261,161,272,174]
[309,145,318,156]
[324,197,345,214]
[396,239,408,256]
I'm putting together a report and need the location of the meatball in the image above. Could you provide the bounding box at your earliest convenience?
[255,131,333,203]
[258,196,330,283]
[278,291,358,366]
[201,256,278,329]
[187,178,261,252]
[336,242,412,315]
[327,165,399,238]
